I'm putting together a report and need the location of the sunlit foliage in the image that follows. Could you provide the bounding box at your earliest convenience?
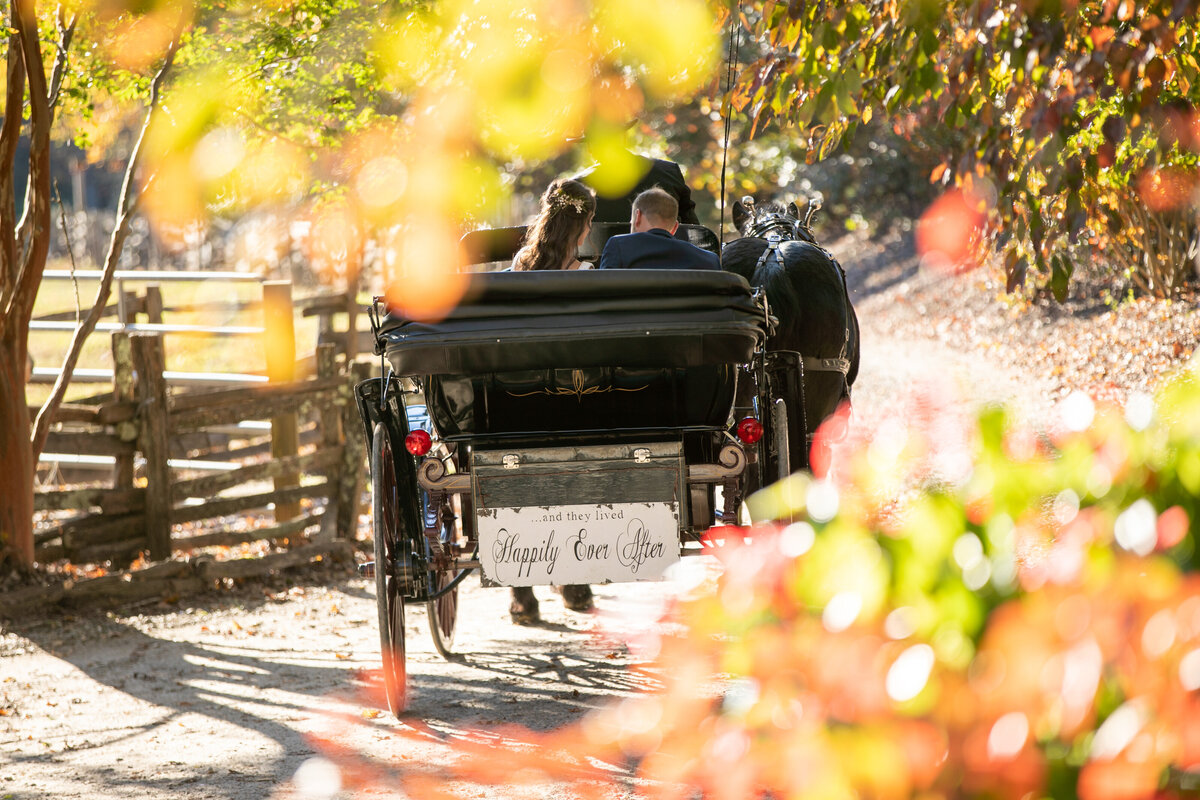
[720,0,1200,299]
[51,0,720,319]
[6,0,719,319]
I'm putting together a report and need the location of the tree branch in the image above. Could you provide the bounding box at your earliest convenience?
[32,38,181,460]
[6,7,73,314]
[0,15,28,341]
[48,10,77,112]
[53,182,82,324]
[6,0,55,342]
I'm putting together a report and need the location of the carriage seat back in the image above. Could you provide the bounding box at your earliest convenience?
[377,270,766,439]
[377,269,764,375]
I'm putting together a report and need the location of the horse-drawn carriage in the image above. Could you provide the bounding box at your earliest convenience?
[355,210,856,716]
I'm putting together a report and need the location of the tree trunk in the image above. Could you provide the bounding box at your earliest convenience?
[0,22,177,571]
[0,340,35,567]
[0,0,51,570]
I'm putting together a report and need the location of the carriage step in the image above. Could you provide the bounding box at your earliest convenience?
[358,562,376,578]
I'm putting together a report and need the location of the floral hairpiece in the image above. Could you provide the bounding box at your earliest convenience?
[548,190,588,214]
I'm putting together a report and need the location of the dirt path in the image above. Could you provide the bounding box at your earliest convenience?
[1,234,1066,799]
[2,573,682,799]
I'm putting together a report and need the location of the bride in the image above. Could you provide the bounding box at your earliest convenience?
[507,177,597,622]
[512,178,596,271]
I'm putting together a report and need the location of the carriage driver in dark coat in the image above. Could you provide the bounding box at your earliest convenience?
[598,187,721,271]
[578,154,701,226]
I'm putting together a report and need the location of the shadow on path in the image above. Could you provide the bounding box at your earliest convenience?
[2,569,661,798]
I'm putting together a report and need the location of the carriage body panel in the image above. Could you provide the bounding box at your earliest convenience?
[426,366,736,438]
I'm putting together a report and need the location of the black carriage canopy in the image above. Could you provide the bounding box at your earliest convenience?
[376,269,766,376]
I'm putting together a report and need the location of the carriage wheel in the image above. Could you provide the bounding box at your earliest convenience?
[772,397,791,480]
[427,566,458,658]
[426,493,460,658]
[371,422,408,716]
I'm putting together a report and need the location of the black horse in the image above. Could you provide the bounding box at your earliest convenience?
[721,197,860,473]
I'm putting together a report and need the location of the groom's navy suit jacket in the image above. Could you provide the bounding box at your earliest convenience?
[597,228,721,271]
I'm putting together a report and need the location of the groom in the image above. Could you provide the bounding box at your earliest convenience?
[597,188,720,271]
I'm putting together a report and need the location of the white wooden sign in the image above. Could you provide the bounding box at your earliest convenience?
[475,502,680,586]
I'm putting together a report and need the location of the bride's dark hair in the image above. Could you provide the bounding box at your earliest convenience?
[512,178,596,271]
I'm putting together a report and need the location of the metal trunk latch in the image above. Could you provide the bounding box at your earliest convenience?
[502,454,520,470]
[633,448,651,464]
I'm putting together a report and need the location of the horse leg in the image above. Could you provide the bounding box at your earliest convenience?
[510,586,540,625]
[558,584,594,612]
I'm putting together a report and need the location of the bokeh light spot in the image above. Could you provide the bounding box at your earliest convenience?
[383,223,469,321]
[806,480,839,523]
[1059,640,1103,712]
[915,188,987,273]
[1156,505,1189,550]
[721,678,760,716]
[1141,609,1177,659]
[618,695,663,735]
[1137,166,1197,212]
[987,711,1029,761]
[1087,463,1114,498]
[1060,390,1096,432]
[1124,391,1155,431]
[952,533,985,571]
[963,558,992,591]
[356,156,409,210]
[292,756,342,800]
[1051,489,1081,527]
[1114,499,1157,557]
[822,591,863,632]
[191,127,245,182]
[303,201,364,288]
[887,643,935,702]
[1090,702,1145,760]
[1179,649,1200,691]
[885,606,918,640]
[779,521,816,558]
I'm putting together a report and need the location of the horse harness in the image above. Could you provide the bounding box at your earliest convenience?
[745,211,818,246]
[752,231,853,397]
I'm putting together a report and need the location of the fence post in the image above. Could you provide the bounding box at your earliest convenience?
[111,332,137,490]
[316,343,341,542]
[343,290,359,363]
[131,332,171,561]
[143,284,164,325]
[336,360,369,539]
[316,309,334,350]
[117,287,138,326]
[263,280,300,523]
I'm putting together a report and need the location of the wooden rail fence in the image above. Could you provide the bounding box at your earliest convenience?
[25,273,368,592]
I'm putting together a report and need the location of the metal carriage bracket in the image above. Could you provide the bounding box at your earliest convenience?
[417,443,746,495]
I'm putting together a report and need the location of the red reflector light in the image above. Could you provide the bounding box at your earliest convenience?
[737,417,764,444]
[405,429,432,455]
